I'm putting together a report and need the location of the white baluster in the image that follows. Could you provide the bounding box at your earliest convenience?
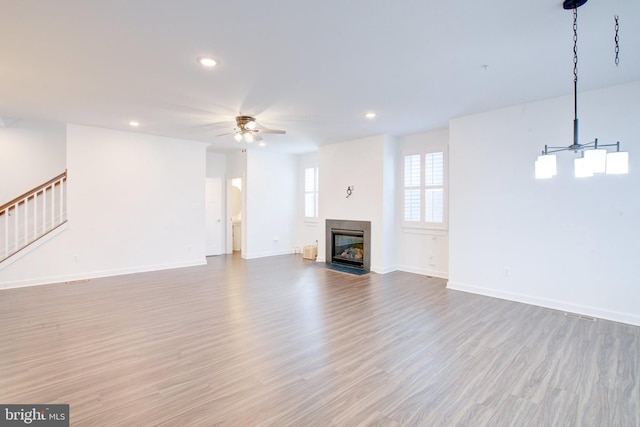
[59,178,65,224]
[14,204,19,252]
[3,209,8,258]
[50,184,55,230]
[24,198,28,246]
[42,190,46,235]
[33,192,38,238]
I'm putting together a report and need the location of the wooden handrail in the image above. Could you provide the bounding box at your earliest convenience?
[0,170,67,214]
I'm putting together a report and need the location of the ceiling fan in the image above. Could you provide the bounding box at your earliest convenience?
[217,115,286,143]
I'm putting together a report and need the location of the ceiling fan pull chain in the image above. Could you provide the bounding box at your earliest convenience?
[614,15,620,66]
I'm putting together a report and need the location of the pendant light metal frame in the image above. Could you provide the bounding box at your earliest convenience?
[536,0,628,178]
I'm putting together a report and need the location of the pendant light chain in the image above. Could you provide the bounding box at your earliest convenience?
[572,6,579,122]
[535,0,629,179]
[573,7,578,83]
[614,15,620,66]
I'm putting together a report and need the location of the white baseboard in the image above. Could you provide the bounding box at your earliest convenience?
[396,264,448,279]
[371,265,397,274]
[0,258,207,290]
[242,250,295,260]
[446,281,640,327]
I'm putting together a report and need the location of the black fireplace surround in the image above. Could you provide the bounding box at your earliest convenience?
[326,219,371,271]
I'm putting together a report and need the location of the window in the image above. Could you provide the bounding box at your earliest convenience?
[304,167,319,218]
[403,150,446,228]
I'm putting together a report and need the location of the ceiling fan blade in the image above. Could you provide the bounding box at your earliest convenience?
[215,132,234,137]
[255,129,286,134]
[187,121,233,131]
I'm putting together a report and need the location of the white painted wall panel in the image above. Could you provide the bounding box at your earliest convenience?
[448,81,640,325]
[244,149,296,258]
[0,124,208,288]
[0,119,66,203]
[318,135,395,273]
[395,129,450,278]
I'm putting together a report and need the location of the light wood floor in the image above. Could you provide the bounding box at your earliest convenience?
[1,254,638,426]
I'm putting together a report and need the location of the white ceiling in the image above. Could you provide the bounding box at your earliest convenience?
[1,0,638,154]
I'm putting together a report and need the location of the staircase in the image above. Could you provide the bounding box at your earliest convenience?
[0,171,67,264]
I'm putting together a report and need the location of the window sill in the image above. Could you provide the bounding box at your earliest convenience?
[304,219,320,225]
[401,225,448,236]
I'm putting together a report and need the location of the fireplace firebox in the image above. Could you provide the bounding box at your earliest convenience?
[326,219,371,271]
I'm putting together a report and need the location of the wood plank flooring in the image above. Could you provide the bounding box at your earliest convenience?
[1,254,638,426]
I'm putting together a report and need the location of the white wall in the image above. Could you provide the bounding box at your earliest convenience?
[206,151,226,178]
[0,124,208,288]
[395,129,449,278]
[318,135,396,273]
[381,136,397,270]
[448,80,640,326]
[296,152,320,251]
[0,119,66,202]
[244,149,296,258]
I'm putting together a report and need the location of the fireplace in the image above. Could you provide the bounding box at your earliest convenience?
[326,219,371,271]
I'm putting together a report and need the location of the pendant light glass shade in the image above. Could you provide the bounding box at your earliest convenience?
[584,149,607,173]
[244,132,254,143]
[234,133,243,142]
[575,157,594,177]
[605,151,629,174]
[535,2,629,180]
[535,154,557,179]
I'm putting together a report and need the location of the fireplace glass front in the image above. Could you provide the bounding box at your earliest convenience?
[332,229,365,268]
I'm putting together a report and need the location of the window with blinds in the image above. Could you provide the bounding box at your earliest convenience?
[304,167,319,218]
[403,151,446,227]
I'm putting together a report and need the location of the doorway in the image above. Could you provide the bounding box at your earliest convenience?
[228,177,243,254]
[205,177,223,256]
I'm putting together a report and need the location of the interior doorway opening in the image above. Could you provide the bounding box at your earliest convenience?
[228,177,243,254]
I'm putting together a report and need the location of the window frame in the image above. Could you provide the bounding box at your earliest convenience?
[401,147,448,231]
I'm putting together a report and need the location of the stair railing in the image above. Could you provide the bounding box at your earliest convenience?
[0,170,67,263]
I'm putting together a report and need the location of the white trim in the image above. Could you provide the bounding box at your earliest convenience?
[400,226,448,236]
[242,249,294,260]
[397,264,448,279]
[0,258,207,290]
[446,281,640,327]
[370,265,397,274]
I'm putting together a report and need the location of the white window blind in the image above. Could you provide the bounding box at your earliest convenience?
[425,152,444,186]
[404,155,421,222]
[425,152,444,223]
[304,167,319,218]
[403,151,446,227]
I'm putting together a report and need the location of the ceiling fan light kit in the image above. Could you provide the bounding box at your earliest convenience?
[227,115,286,145]
[535,0,629,180]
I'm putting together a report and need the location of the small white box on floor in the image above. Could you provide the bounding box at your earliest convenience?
[302,245,317,260]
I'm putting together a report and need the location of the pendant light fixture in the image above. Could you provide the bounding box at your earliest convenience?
[535,0,629,179]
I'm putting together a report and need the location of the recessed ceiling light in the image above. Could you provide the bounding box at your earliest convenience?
[197,56,219,68]
[365,112,376,119]
[258,141,266,147]
[129,121,140,127]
